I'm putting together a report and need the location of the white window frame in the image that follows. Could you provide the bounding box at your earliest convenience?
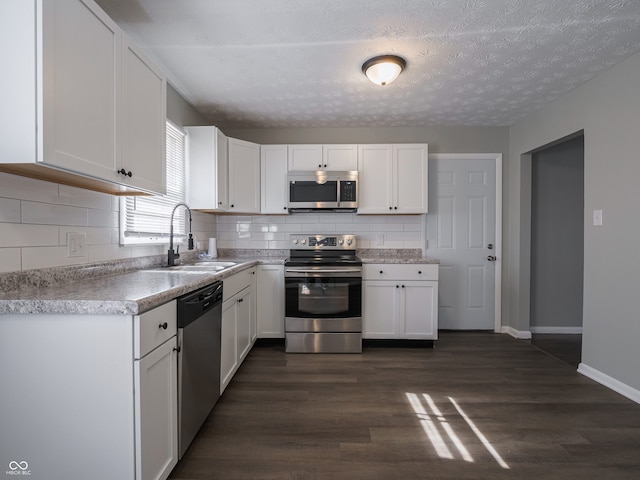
[119,120,187,245]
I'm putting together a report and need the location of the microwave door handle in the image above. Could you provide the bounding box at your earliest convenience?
[336,179,341,207]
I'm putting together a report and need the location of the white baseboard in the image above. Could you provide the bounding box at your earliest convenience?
[501,326,532,339]
[530,326,583,334]
[578,363,640,404]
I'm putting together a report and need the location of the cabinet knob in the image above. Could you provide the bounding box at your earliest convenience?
[418,271,422,275]
[284,206,287,210]
[323,164,327,168]
[318,164,322,168]
[219,201,223,205]
[396,285,399,288]
[159,322,168,330]
[379,270,383,274]
[173,346,181,353]
[394,206,398,210]
[401,285,405,288]
[117,168,132,177]
[231,204,235,208]
[238,298,243,303]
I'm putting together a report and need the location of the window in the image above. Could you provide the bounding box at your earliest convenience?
[120,121,187,245]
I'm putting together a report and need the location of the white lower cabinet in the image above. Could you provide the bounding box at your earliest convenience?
[0,300,178,480]
[257,265,285,338]
[134,337,178,480]
[220,267,257,394]
[363,264,438,339]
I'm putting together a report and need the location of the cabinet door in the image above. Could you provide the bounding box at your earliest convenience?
[220,298,238,393]
[394,144,429,213]
[401,281,438,339]
[288,145,323,171]
[362,280,399,338]
[323,145,358,171]
[257,265,285,338]
[135,337,178,480]
[237,287,253,361]
[228,137,260,213]
[260,145,289,214]
[120,37,166,194]
[357,145,394,214]
[42,0,120,179]
[186,126,228,211]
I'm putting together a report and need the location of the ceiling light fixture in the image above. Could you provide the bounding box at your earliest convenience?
[362,55,406,86]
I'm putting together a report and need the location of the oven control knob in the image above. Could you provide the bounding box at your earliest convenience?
[301,239,306,244]
[292,239,298,244]
[338,239,344,245]
[346,239,352,245]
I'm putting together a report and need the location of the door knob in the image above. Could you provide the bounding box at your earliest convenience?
[487,255,497,261]
[487,243,494,250]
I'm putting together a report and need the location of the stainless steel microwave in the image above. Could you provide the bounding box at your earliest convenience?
[287,171,358,212]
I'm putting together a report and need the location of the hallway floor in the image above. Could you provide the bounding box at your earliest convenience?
[530,333,582,368]
[170,332,640,479]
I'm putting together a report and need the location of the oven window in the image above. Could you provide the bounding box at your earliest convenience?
[286,277,361,318]
[289,181,337,203]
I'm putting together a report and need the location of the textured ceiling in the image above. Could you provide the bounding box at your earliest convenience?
[95,0,640,129]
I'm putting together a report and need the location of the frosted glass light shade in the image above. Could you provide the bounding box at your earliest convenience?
[362,55,406,86]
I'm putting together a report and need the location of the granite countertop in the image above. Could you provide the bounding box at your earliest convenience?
[0,248,435,316]
[0,254,286,316]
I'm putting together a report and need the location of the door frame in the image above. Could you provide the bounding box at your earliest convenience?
[428,153,503,332]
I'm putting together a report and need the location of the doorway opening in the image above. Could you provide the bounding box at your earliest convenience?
[529,134,584,367]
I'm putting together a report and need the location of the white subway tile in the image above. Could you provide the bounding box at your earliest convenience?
[386,231,421,241]
[251,215,286,224]
[22,246,87,270]
[59,185,112,211]
[387,215,422,224]
[302,223,335,232]
[59,226,112,246]
[0,223,59,247]
[22,201,87,226]
[235,239,268,249]
[129,244,165,257]
[217,240,235,249]
[0,248,22,272]
[269,223,302,233]
[88,209,118,228]
[371,223,403,232]
[285,214,319,224]
[354,215,386,224]
[404,223,423,232]
[335,224,369,233]
[403,240,423,249]
[268,240,290,249]
[88,244,132,263]
[0,173,59,203]
[0,198,21,223]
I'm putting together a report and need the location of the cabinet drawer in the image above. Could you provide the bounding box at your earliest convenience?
[363,264,438,281]
[223,267,255,301]
[134,300,177,359]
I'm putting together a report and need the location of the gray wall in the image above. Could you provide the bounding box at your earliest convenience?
[530,136,584,330]
[167,83,208,127]
[507,50,640,392]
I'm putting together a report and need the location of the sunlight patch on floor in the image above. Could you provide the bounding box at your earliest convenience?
[406,393,509,470]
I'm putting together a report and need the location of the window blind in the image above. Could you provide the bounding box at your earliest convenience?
[120,122,187,244]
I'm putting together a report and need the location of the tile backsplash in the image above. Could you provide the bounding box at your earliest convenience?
[0,173,216,273]
[1,171,425,273]
[216,213,425,250]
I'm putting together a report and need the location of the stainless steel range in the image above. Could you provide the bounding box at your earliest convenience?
[284,234,362,353]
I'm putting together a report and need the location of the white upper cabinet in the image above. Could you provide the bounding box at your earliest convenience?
[0,0,166,195]
[228,137,261,213]
[288,144,357,171]
[358,144,428,214]
[260,145,289,214]
[186,126,228,211]
[322,144,358,171]
[121,36,166,194]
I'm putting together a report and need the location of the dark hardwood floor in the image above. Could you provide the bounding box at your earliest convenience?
[170,332,640,479]
[530,333,582,368]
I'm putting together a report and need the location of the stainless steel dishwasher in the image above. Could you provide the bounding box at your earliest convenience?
[177,281,223,459]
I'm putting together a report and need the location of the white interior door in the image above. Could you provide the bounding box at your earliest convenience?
[427,155,500,330]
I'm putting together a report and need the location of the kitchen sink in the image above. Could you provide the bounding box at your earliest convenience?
[148,261,238,272]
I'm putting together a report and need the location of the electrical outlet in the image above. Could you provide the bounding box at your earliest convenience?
[67,232,87,257]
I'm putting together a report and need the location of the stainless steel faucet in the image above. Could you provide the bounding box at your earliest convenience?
[168,202,194,266]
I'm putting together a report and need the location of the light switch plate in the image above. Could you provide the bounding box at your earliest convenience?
[67,232,87,257]
[593,209,603,226]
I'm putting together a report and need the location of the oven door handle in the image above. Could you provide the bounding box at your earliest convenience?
[285,267,362,277]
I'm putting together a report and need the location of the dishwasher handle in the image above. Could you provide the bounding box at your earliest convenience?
[177,281,223,327]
